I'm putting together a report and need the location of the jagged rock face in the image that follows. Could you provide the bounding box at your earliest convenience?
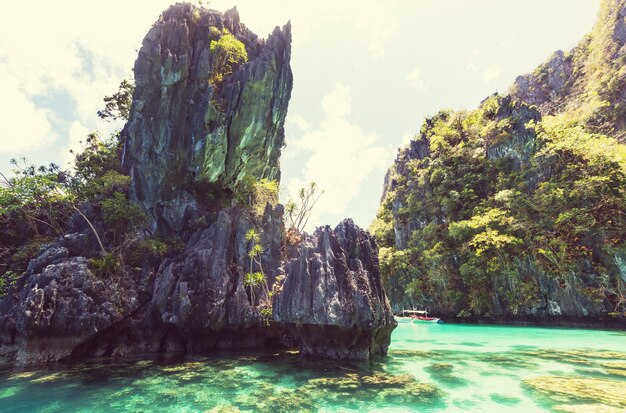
[380,137,432,251]
[0,5,397,366]
[382,96,539,253]
[375,78,625,322]
[0,254,143,365]
[145,205,285,351]
[0,206,284,365]
[274,220,397,360]
[123,4,292,235]
[381,137,430,203]
[510,50,574,115]
[483,95,540,169]
[0,211,396,365]
[510,0,626,137]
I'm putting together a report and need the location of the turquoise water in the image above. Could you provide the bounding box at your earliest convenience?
[1,322,625,412]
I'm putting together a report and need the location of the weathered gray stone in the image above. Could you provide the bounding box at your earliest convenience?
[0,4,397,366]
[122,4,293,235]
[274,219,397,360]
[4,257,141,365]
[483,95,540,169]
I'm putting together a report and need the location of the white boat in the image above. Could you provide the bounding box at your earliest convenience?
[396,309,443,324]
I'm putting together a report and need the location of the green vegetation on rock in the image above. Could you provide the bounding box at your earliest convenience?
[209,29,248,91]
[0,81,179,294]
[373,1,626,320]
[374,95,626,318]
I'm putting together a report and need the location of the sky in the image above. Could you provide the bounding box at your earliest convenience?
[0,0,601,232]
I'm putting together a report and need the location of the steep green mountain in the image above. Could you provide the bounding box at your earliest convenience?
[373,0,626,322]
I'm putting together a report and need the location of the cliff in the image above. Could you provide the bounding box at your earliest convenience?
[274,220,396,359]
[122,4,292,235]
[373,0,626,324]
[510,0,626,139]
[0,3,396,366]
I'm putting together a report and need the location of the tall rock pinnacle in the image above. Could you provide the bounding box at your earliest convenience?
[122,4,293,235]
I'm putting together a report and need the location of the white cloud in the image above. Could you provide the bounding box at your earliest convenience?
[466,58,503,84]
[322,83,351,118]
[348,1,397,60]
[288,114,311,133]
[0,0,172,157]
[406,67,428,90]
[482,64,503,83]
[466,60,480,74]
[0,68,55,153]
[282,83,387,231]
[213,0,397,60]
[61,121,91,168]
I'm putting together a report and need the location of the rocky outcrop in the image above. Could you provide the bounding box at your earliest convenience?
[382,96,539,253]
[0,209,395,365]
[122,4,292,235]
[483,95,540,169]
[510,50,574,116]
[274,220,396,360]
[375,0,626,324]
[144,205,285,351]
[510,0,626,137]
[0,4,397,365]
[0,253,143,365]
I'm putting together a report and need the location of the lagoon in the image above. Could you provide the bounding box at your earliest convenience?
[1,322,625,412]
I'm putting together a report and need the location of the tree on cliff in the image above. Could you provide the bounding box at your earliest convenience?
[284,182,323,244]
[97,79,134,122]
[374,95,626,319]
[209,29,248,90]
[0,86,151,295]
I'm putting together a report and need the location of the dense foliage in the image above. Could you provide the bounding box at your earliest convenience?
[373,95,626,318]
[0,81,173,297]
[97,79,134,122]
[209,28,248,90]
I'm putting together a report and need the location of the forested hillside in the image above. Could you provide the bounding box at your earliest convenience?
[373,0,626,322]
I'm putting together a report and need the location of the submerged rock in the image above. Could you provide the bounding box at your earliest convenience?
[523,376,626,408]
[274,219,397,360]
[304,372,443,405]
[553,404,625,413]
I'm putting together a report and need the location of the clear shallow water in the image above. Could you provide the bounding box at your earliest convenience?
[0,322,625,412]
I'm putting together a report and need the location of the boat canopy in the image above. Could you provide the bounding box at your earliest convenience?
[398,310,429,315]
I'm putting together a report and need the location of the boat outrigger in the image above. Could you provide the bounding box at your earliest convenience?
[396,310,443,323]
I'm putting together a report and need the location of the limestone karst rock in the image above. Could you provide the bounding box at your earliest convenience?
[375,0,626,322]
[122,4,293,235]
[274,219,396,360]
[0,3,397,366]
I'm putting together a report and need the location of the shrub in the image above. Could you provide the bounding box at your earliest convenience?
[101,192,146,239]
[234,177,279,220]
[89,252,122,278]
[285,182,323,234]
[0,270,22,298]
[209,29,248,90]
